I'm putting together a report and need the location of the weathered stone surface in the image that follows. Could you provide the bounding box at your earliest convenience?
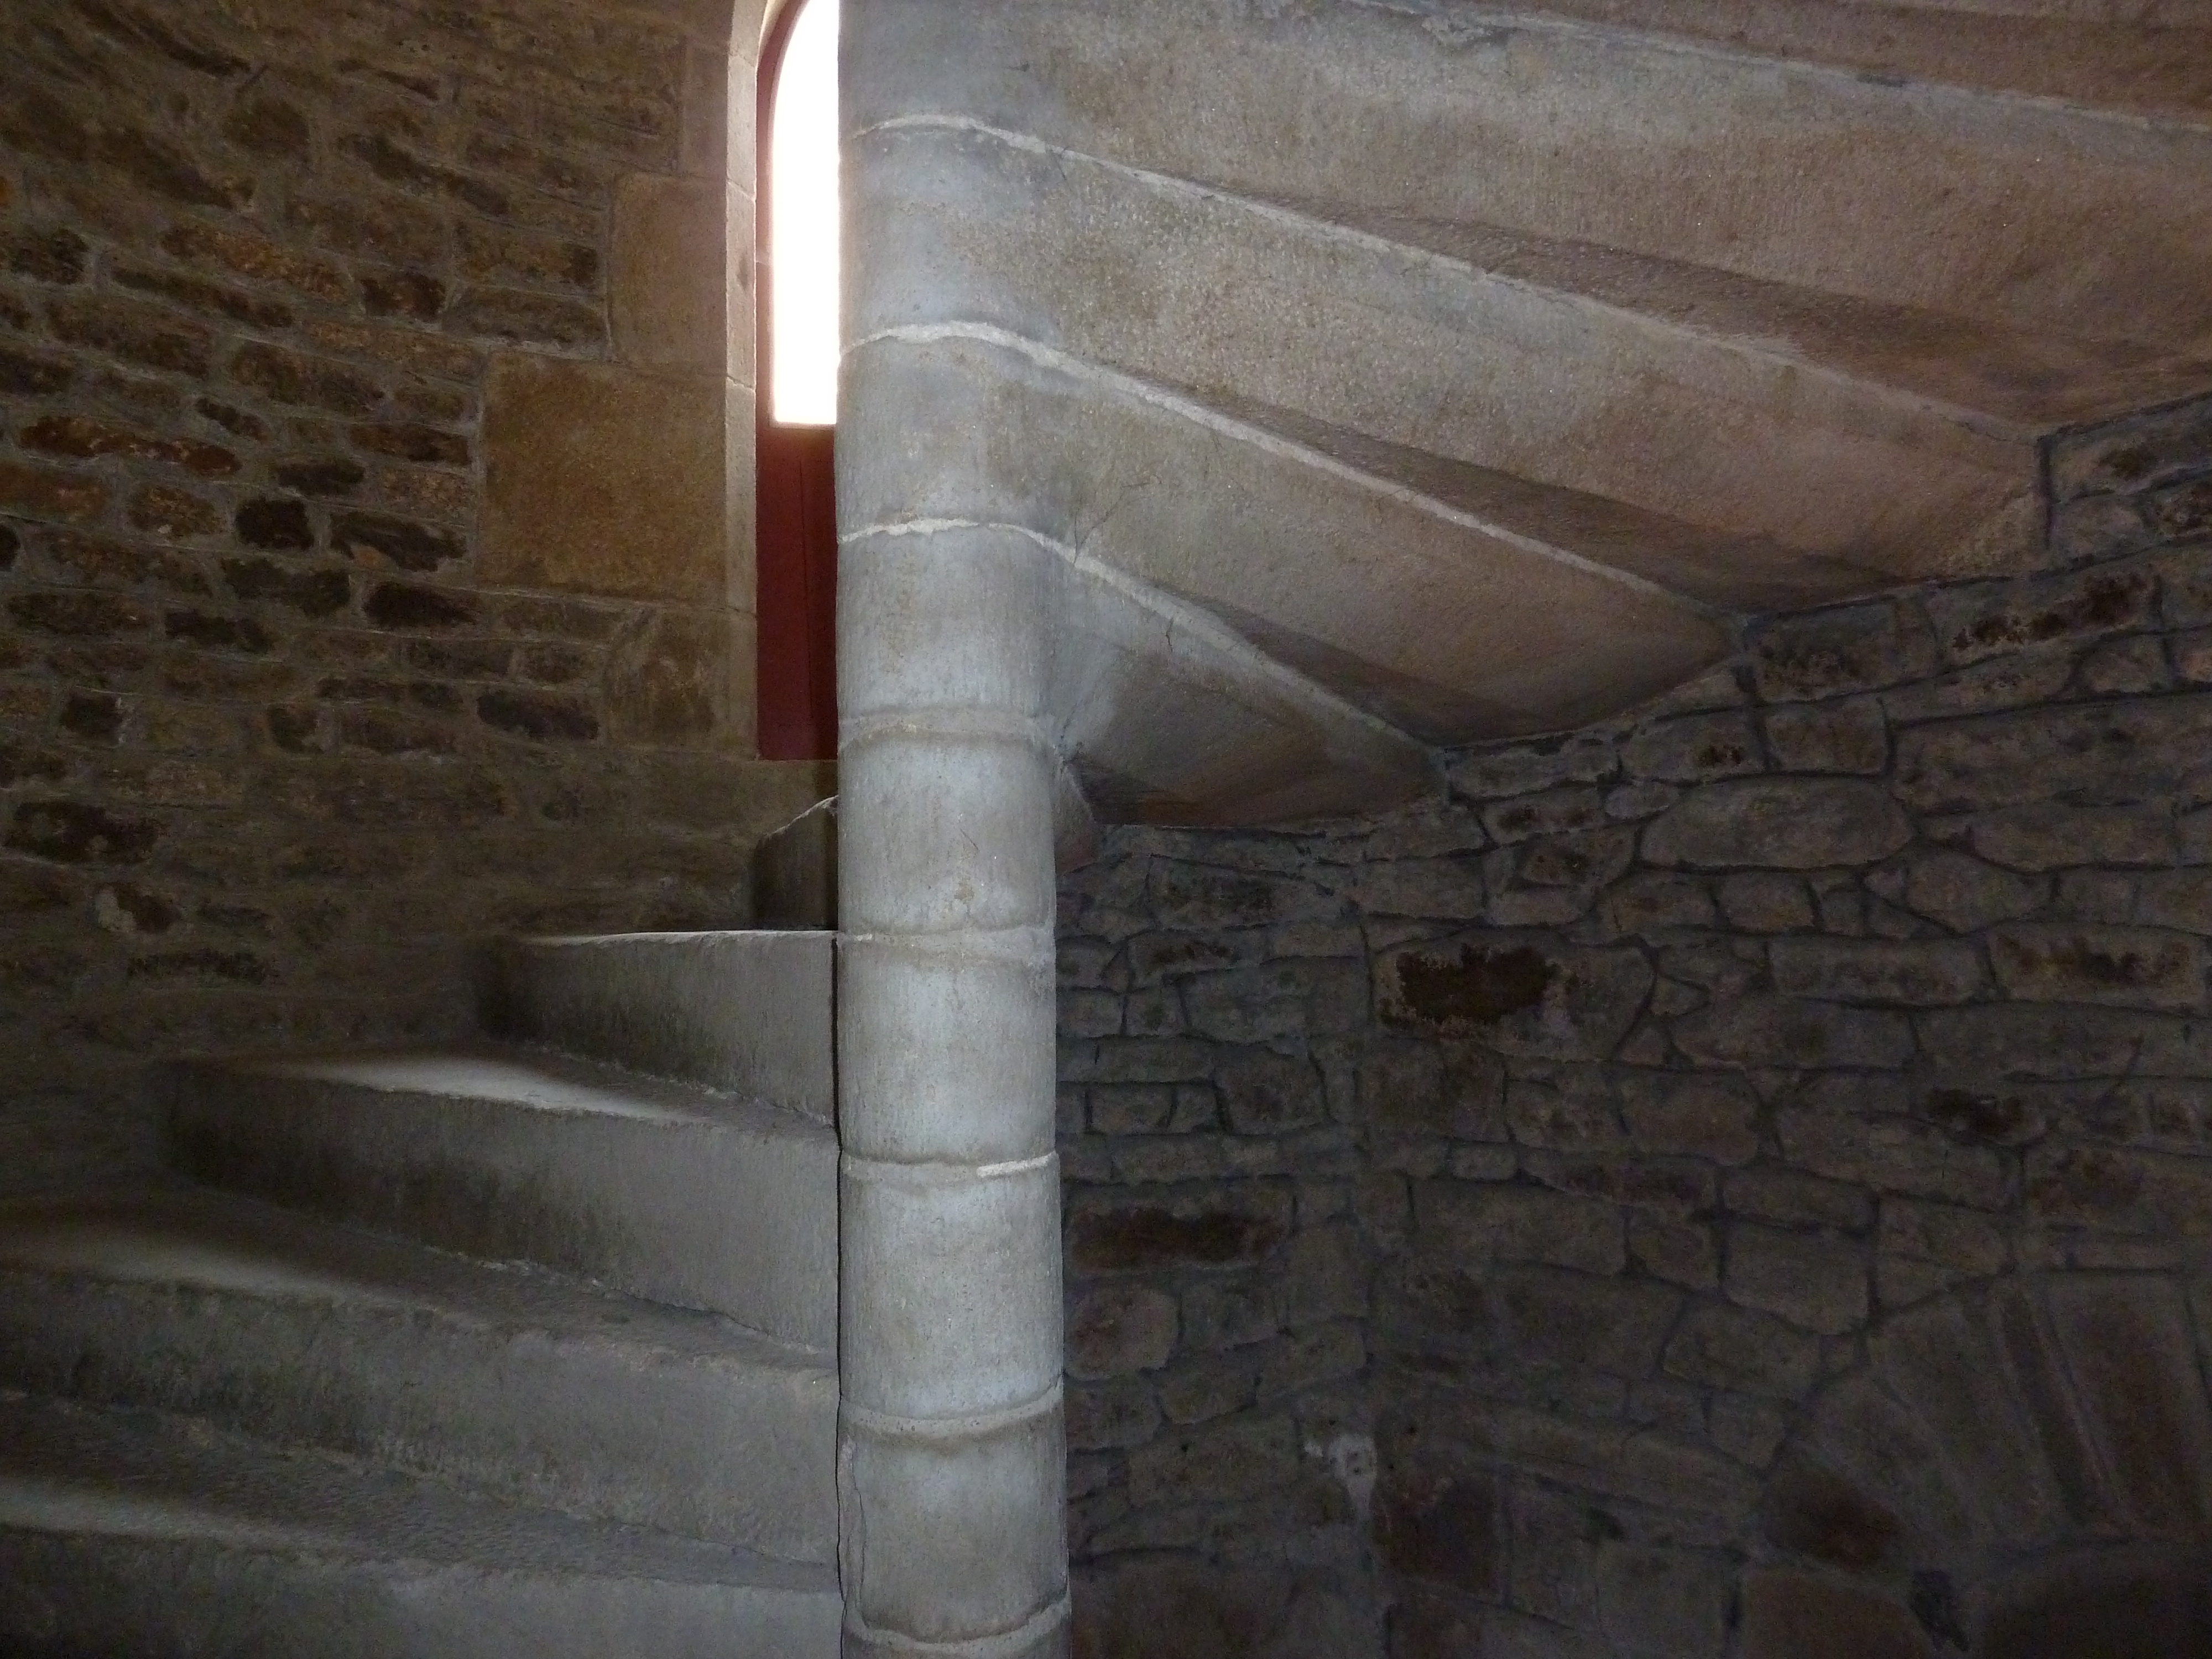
[1726,1167,1871,1233]
[605,608,735,744]
[1898,696,2212,815]
[1916,1005,2152,1082]
[1073,1559,1289,1659]
[1362,1042,1506,1142]
[1962,804,2174,872]
[1644,779,1910,870]
[1448,734,1618,799]
[1663,1302,1822,1398]
[612,173,728,373]
[1067,1380,1161,1452]
[1869,1298,2061,1543]
[1752,602,1933,698]
[1776,1105,2010,1208]
[1376,940,1650,1061]
[1724,1225,1867,1336]
[1900,850,2043,931]
[1621,713,1761,784]
[1066,1189,1293,1274]
[1597,1544,1733,1659]
[1493,1266,1680,1376]
[1738,1571,1934,1659]
[1126,1413,1301,1508]
[482,354,725,603]
[1717,872,1815,931]
[2042,1277,2212,1535]
[1673,995,1914,1071]
[1770,939,1984,1007]
[1619,1075,1760,1166]
[1762,1464,1903,1568]
[1068,1285,1178,1379]
[1416,1181,1625,1276]
[1989,926,2207,1013]
[1218,1049,1326,1135]
[1764,697,1888,775]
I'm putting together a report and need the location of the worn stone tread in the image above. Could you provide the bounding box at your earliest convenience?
[0,1391,841,1659]
[853,0,2212,355]
[170,1040,837,1347]
[862,117,2196,607]
[1495,0,2212,124]
[1278,199,2212,433]
[0,1186,817,1364]
[192,1042,821,1133]
[0,1190,836,1559]
[483,931,835,1119]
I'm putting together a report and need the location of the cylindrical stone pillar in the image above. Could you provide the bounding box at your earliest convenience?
[834,532,1067,1659]
[836,10,1068,1646]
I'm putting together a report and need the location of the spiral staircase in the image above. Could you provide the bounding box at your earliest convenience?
[3,1,2211,1653]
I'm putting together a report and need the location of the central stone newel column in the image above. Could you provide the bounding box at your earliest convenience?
[834,9,1068,1655]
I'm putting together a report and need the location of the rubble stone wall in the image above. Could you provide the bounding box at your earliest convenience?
[0,0,826,1194]
[1060,395,2212,1658]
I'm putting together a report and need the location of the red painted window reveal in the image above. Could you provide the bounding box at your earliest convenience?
[754,0,839,761]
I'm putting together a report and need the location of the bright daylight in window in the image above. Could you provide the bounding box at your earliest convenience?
[770,0,839,426]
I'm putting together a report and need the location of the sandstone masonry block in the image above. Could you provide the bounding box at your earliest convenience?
[612,173,729,373]
[482,353,725,603]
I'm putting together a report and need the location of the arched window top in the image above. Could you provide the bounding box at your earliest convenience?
[766,0,839,426]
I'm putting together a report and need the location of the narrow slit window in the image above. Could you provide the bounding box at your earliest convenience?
[768,0,839,425]
[754,0,841,761]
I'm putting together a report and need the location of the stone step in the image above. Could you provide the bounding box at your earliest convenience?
[0,1391,841,1659]
[482,931,832,1123]
[1500,0,2212,125]
[169,1044,836,1348]
[1046,521,1440,824]
[0,1191,836,1563]
[847,328,1733,749]
[753,797,838,930]
[849,0,2212,352]
[854,119,2211,588]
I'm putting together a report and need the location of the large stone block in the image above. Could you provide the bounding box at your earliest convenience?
[604,607,740,744]
[482,353,727,603]
[1761,1464,1904,1569]
[1869,1298,2063,1546]
[612,173,729,375]
[1642,778,1910,870]
[1492,1266,1681,1376]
